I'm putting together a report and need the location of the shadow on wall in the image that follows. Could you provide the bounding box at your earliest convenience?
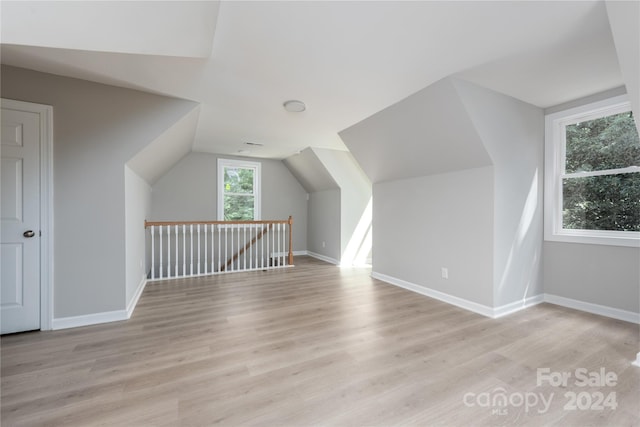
[341,197,372,267]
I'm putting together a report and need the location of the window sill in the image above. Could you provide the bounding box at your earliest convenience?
[545,230,640,248]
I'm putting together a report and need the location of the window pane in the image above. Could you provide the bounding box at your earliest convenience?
[224,195,254,221]
[565,111,639,173]
[224,167,254,194]
[563,173,640,231]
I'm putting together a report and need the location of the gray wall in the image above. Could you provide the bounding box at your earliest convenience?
[307,189,341,262]
[1,65,198,318]
[151,152,308,251]
[454,79,544,306]
[124,166,152,306]
[374,167,495,306]
[544,242,639,313]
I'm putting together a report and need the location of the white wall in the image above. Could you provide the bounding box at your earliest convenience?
[342,77,546,312]
[373,167,495,306]
[453,79,544,306]
[151,152,308,251]
[124,166,151,307]
[1,65,198,318]
[339,77,492,183]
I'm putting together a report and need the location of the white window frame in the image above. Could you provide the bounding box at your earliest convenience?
[217,158,261,221]
[544,94,640,248]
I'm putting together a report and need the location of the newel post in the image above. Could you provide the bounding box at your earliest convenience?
[288,215,294,265]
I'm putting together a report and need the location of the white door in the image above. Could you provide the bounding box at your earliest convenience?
[1,104,41,334]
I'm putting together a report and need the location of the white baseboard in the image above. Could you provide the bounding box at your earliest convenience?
[52,310,128,330]
[52,276,147,330]
[306,251,340,265]
[493,294,545,318]
[372,272,495,317]
[126,276,147,318]
[372,271,544,319]
[544,293,640,324]
[271,250,308,257]
[371,272,639,324]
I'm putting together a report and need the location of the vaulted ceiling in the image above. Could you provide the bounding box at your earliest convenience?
[0,1,626,159]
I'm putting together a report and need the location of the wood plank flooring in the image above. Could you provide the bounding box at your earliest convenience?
[2,256,639,426]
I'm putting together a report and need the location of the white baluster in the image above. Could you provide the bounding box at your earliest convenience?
[269,224,278,267]
[211,224,215,274]
[281,223,284,267]
[250,224,254,269]
[182,224,186,277]
[174,225,178,277]
[218,225,222,273]
[204,224,208,275]
[224,226,228,272]
[283,223,287,267]
[151,225,155,280]
[236,223,239,271]
[243,224,247,271]
[159,225,164,279]
[166,225,171,278]
[190,224,194,276]
[197,224,201,275]
[278,223,282,268]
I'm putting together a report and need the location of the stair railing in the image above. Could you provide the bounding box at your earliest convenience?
[145,216,293,280]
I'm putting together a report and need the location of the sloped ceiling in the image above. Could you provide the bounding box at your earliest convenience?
[127,106,201,184]
[454,1,621,108]
[605,0,640,130]
[0,1,625,160]
[339,78,491,183]
[283,148,338,193]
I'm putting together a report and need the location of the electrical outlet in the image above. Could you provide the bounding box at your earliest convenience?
[322,241,326,248]
[441,267,449,279]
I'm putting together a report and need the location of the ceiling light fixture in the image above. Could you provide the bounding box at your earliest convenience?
[283,100,306,113]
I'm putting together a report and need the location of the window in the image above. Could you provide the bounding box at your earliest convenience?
[217,158,261,220]
[544,94,640,247]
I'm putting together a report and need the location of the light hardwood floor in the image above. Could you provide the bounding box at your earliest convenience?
[2,256,639,426]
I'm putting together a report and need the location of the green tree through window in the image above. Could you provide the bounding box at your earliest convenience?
[223,167,255,220]
[218,159,261,221]
[563,111,640,231]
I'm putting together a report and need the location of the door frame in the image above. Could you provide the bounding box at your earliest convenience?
[2,98,53,331]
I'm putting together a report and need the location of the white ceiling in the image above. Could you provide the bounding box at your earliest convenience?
[0,1,623,160]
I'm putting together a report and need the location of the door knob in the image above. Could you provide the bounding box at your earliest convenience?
[23,230,35,238]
